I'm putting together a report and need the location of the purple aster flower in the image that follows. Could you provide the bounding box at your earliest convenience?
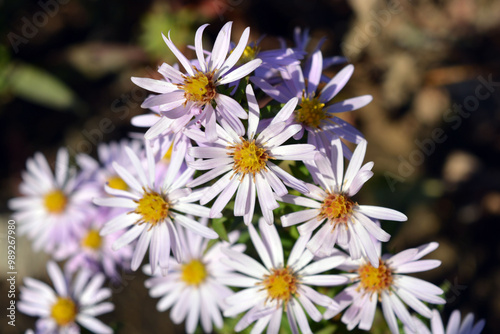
[251,50,371,157]
[18,261,114,334]
[324,242,445,334]
[8,148,98,257]
[131,22,262,142]
[143,218,244,334]
[219,219,348,334]
[186,85,317,225]
[65,207,133,283]
[93,141,218,274]
[76,139,143,196]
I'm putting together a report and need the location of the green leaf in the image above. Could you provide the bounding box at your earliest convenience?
[211,217,229,242]
[8,62,78,110]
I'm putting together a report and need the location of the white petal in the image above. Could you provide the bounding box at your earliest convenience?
[358,205,407,222]
[76,314,113,334]
[131,228,153,271]
[217,27,250,78]
[162,32,194,76]
[47,261,67,297]
[171,212,218,239]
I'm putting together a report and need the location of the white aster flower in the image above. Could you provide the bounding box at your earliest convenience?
[277,139,407,267]
[65,207,133,283]
[405,309,485,334]
[220,219,348,334]
[132,21,262,142]
[324,242,446,334]
[76,139,143,195]
[186,85,317,225]
[18,261,114,334]
[93,141,218,274]
[8,148,98,257]
[143,218,244,334]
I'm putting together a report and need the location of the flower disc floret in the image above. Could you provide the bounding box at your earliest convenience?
[179,69,217,105]
[358,260,393,296]
[237,45,260,65]
[81,229,102,250]
[181,259,207,286]
[319,193,355,224]
[294,95,327,129]
[51,297,77,326]
[230,139,270,176]
[134,190,170,226]
[44,190,67,214]
[260,266,298,306]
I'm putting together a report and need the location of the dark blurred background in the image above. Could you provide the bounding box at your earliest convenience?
[1,0,499,333]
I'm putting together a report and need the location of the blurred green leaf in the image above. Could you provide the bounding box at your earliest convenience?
[212,217,229,242]
[8,62,78,110]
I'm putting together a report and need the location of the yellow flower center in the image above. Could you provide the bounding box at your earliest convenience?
[237,45,260,66]
[181,259,207,286]
[133,190,169,226]
[319,193,355,225]
[179,69,217,105]
[358,260,393,295]
[229,139,270,176]
[51,297,77,326]
[107,175,128,191]
[295,95,327,129]
[260,267,298,306]
[44,190,67,214]
[81,229,102,250]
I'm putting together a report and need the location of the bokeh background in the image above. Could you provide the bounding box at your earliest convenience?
[1,0,499,333]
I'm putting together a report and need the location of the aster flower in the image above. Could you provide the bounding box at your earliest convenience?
[324,242,446,334]
[186,84,317,225]
[132,21,262,142]
[18,261,114,334]
[93,141,218,274]
[219,219,348,334]
[76,139,143,195]
[251,50,371,156]
[65,207,133,283]
[278,139,407,267]
[8,148,98,257]
[143,218,244,334]
[405,309,485,334]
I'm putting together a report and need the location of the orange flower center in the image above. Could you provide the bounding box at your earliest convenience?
[319,193,355,225]
[133,190,170,227]
[179,69,217,105]
[295,95,327,129]
[358,260,393,295]
[260,267,299,306]
[229,139,270,176]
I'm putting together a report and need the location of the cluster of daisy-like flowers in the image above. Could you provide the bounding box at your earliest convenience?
[10,22,484,334]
